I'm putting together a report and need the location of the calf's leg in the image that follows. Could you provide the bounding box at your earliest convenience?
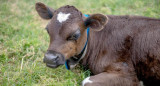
[82,72,141,86]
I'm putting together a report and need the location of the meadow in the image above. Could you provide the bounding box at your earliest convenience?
[0,0,160,86]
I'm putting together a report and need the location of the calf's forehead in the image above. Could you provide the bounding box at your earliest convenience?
[47,6,84,36]
[52,5,83,24]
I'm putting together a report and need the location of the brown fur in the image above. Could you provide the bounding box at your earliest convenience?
[82,15,160,86]
[85,73,139,86]
[44,5,87,59]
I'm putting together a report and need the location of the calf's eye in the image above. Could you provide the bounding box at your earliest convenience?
[67,30,81,41]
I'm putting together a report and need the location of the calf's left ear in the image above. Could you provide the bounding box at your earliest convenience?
[84,14,108,31]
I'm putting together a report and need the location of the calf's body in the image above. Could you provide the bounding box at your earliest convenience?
[82,15,160,86]
[35,2,160,86]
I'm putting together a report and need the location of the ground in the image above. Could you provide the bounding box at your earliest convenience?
[0,0,160,86]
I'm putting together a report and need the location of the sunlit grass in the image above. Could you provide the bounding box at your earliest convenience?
[0,0,159,85]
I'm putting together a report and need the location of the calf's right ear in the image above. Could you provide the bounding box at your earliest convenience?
[35,2,55,19]
[84,14,108,31]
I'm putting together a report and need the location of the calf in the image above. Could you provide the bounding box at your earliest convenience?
[35,2,160,86]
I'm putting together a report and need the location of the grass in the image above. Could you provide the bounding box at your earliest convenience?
[0,0,159,86]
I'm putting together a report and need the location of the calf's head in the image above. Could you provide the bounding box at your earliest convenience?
[35,2,108,69]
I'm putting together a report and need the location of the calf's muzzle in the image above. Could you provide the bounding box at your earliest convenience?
[43,50,65,68]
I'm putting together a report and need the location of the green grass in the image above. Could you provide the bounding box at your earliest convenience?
[0,0,159,86]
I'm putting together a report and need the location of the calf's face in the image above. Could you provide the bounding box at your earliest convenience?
[35,2,108,68]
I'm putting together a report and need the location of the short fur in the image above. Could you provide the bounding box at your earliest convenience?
[82,15,160,86]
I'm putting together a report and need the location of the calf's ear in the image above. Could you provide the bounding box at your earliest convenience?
[84,14,108,31]
[35,2,55,19]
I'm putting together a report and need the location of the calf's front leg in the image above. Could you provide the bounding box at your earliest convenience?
[82,72,140,86]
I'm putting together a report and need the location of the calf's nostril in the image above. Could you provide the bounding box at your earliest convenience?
[55,56,59,60]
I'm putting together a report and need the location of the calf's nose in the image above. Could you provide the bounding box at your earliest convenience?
[43,50,65,68]
[43,53,59,64]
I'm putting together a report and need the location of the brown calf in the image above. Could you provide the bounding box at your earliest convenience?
[35,2,160,86]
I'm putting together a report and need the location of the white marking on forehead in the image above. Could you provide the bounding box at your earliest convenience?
[57,12,71,23]
[82,77,93,86]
